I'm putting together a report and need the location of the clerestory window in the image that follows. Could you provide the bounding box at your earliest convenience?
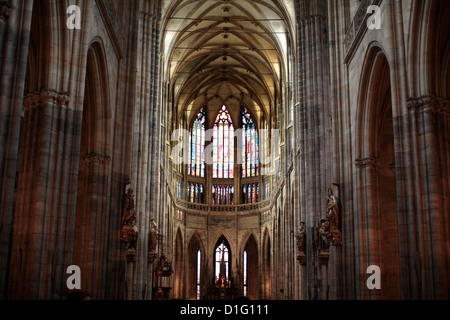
[187,105,260,205]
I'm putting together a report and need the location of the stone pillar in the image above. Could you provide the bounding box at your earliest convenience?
[130,0,162,300]
[296,0,333,300]
[0,0,32,300]
[7,89,80,300]
[407,96,450,299]
[74,152,112,299]
[355,157,383,300]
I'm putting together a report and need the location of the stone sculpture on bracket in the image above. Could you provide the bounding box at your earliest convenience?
[149,218,159,253]
[122,188,136,226]
[148,218,160,263]
[315,218,331,265]
[121,188,139,258]
[295,222,306,265]
[316,218,331,252]
[327,188,340,229]
[327,188,342,246]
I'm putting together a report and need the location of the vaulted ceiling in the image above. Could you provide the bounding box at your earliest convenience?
[161,0,295,126]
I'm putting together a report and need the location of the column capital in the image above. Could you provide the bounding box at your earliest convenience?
[23,89,70,110]
[407,95,450,114]
[355,157,382,170]
[82,153,112,167]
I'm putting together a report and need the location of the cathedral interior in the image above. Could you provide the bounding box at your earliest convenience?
[0,0,449,301]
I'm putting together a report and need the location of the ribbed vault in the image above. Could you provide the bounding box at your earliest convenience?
[162,0,294,125]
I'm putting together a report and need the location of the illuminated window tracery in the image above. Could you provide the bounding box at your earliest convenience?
[241,108,259,178]
[186,105,260,205]
[213,106,234,179]
[215,241,230,283]
[212,185,234,205]
[189,108,206,178]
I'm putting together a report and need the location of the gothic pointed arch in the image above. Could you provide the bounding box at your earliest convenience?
[174,228,184,299]
[262,228,271,300]
[188,232,205,300]
[213,235,232,285]
[242,233,259,299]
[73,38,112,300]
[406,0,450,299]
[356,44,401,300]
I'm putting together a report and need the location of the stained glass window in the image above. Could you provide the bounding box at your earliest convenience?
[242,183,259,204]
[189,108,206,178]
[186,106,263,206]
[212,185,234,205]
[197,249,201,300]
[215,242,230,282]
[213,106,234,179]
[241,108,259,178]
[188,182,204,203]
[243,250,248,297]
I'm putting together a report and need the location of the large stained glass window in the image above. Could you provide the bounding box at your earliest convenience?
[212,185,234,205]
[185,105,262,206]
[213,106,234,179]
[241,108,259,178]
[189,108,206,178]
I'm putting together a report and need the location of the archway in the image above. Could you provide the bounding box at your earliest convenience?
[188,232,205,300]
[173,229,184,299]
[357,46,401,299]
[262,229,271,299]
[243,234,259,299]
[73,41,111,299]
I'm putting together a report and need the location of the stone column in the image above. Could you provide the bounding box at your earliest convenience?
[355,157,382,300]
[407,96,450,299]
[7,89,81,300]
[130,0,162,300]
[74,152,112,299]
[296,0,333,300]
[0,0,32,300]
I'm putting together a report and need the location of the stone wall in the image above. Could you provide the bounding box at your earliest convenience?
[0,0,142,300]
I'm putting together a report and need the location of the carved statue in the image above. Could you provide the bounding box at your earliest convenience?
[122,188,136,227]
[121,188,139,251]
[149,218,159,253]
[121,225,139,250]
[326,188,340,231]
[295,222,306,254]
[316,218,330,252]
[296,222,307,265]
